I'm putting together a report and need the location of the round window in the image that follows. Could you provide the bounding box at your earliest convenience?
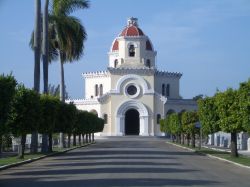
[127,85,137,95]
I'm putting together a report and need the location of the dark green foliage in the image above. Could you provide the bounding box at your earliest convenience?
[9,85,41,137]
[39,94,59,134]
[8,85,41,158]
[0,74,17,137]
[76,110,104,135]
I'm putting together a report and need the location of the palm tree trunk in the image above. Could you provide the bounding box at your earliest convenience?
[41,0,49,154]
[59,53,65,102]
[34,0,41,93]
[59,52,66,148]
[31,0,41,154]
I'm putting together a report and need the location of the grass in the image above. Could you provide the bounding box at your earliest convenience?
[0,153,45,166]
[0,143,90,167]
[170,142,250,167]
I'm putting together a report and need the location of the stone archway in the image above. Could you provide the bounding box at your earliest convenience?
[116,100,149,136]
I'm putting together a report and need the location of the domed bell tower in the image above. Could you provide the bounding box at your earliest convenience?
[108,17,157,69]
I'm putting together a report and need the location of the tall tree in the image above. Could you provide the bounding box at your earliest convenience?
[50,0,89,147]
[50,0,89,102]
[41,0,50,153]
[31,0,41,154]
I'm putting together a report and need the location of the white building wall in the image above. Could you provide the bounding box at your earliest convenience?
[155,75,181,99]
[84,73,111,99]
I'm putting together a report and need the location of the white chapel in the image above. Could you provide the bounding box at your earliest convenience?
[68,17,197,136]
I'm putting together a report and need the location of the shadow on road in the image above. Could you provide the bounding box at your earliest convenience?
[0,177,220,187]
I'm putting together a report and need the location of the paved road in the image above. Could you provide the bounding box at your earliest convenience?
[0,137,250,187]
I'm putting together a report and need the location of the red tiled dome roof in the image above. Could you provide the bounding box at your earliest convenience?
[119,25,144,37]
[112,39,119,51]
[146,40,153,51]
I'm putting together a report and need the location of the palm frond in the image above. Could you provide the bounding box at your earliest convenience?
[53,0,89,16]
[53,15,87,63]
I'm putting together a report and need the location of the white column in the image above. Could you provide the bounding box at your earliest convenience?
[139,116,149,136]
[116,116,124,136]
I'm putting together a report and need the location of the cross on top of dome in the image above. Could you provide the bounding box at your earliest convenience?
[127,17,138,27]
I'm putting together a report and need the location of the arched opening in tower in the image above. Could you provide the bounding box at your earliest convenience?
[125,109,139,135]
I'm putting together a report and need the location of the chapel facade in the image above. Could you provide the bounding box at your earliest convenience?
[69,18,197,136]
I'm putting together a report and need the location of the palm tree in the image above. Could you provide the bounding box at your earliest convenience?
[31,0,41,154]
[50,0,89,148]
[50,0,89,101]
[30,0,89,149]
[41,0,49,153]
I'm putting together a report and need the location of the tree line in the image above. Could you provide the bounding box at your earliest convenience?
[160,79,250,157]
[0,74,104,158]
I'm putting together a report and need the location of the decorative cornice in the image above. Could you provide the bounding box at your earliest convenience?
[108,67,156,75]
[82,71,109,79]
[66,98,100,105]
[155,70,182,78]
[167,99,197,106]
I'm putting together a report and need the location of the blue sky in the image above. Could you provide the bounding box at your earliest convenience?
[1,0,249,99]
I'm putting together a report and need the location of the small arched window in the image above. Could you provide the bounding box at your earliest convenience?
[162,84,165,96]
[114,59,118,68]
[103,114,108,124]
[166,84,170,97]
[100,84,103,96]
[129,45,135,57]
[157,114,161,124]
[95,84,98,96]
[146,59,151,68]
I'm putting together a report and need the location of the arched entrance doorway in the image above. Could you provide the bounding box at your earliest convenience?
[116,100,149,136]
[125,109,139,135]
